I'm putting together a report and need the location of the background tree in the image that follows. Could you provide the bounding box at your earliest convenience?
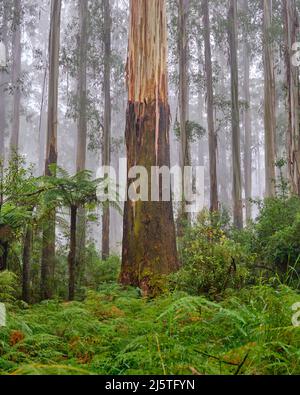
[283,0,300,195]
[178,0,190,226]
[41,0,61,300]
[263,0,276,197]
[203,0,218,213]
[10,0,22,155]
[76,0,88,271]
[102,0,112,260]
[241,0,252,221]
[228,0,243,229]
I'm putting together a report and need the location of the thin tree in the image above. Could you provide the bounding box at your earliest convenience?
[120,0,178,295]
[242,0,252,221]
[178,0,190,226]
[228,0,243,229]
[10,0,22,155]
[203,0,218,213]
[0,1,8,162]
[263,0,276,197]
[283,0,300,195]
[41,0,61,300]
[102,0,112,260]
[76,0,88,269]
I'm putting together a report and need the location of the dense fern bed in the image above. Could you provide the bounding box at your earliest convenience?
[1,284,300,375]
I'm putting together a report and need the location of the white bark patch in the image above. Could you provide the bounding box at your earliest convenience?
[0,303,6,327]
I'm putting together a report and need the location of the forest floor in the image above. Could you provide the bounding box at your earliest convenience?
[1,283,300,375]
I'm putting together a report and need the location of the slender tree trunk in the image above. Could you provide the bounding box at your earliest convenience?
[263,0,276,197]
[203,0,218,212]
[216,50,230,208]
[0,2,8,163]
[178,0,190,228]
[76,0,88,270]
[228,0,243,229]
[102,0,111,260]
[120,0,178,296]
[41,0,61,300]
[10,0,22,155]
[0,221,10,271]
[242,0,252,221]
[0,240,8,271]
[22,224,32,303]
[283,0,300,195]
[68,205,77,301]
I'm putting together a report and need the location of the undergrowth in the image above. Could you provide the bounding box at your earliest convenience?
[1,283,300,375]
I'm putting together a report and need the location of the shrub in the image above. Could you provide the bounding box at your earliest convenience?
[252,196,300,272]
[171,212,251,297]
[0,271,18,303]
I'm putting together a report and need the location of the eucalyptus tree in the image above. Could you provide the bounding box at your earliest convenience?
[283,0,300,195]
[202,0,218,213]
[228,0,243,229]
[41,0,61,300]
[120,0,178,295]
[263,0,276,197]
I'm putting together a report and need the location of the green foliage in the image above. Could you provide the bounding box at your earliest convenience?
[172,212,252,297]
[173,120,206,143]
[0,284,300,375]
[0,271,18,303]
[253,196,300,272]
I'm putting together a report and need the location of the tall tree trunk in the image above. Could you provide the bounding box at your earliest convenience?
[120,0,178,296]
[228,0,243,229]
[76,0,88,271]
[102,0,111,260]
[0,2,8,163]
[41,0,61,300]
[242,0,252,221]
[203,0,218,213]
[68,205,77,301]
[263,0,276,197]
[283,0,300,195]
[22,224,32,303]
[178,0,190,228]
[10,0,22,155]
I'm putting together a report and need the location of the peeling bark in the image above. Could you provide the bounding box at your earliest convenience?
[120,0,178,295]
